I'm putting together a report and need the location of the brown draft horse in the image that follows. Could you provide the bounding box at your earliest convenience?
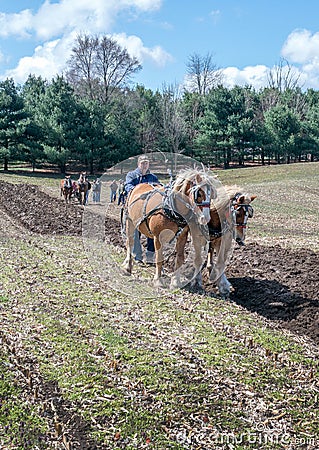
[77,181,90,205]
[60,177,73,203]
[123,168,218,288]
[206,185,256,297]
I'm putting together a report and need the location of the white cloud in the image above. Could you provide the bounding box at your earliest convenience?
[3,38,68,83]
[0,0,168,84]
[33,0,115,40]
[113,33,173,67]
[280,29,319,89]
[222,65,269,90]
[281,29,319,64]
[0,0,162,40]
[221,29,319,92]
[210,9,221,24]
[0,9,33,38]
[126,0,161,8]
[296,59,319,90]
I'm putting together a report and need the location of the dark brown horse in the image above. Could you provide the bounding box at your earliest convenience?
[76,181,90,205]
[123,168,217,288]
[60,177,73,204]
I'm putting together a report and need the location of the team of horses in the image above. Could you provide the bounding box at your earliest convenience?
[123,168,217,288]
[60,177,90,205]
[122,167,256,296]
[60,166,255,296]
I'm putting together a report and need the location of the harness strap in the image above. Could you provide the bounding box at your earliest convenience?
[208,216,233,239]
[162,190,188,228]
[124,183,210,241]
[128,186,165,235]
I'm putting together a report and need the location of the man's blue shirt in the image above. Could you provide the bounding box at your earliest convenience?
[125,168,160,193]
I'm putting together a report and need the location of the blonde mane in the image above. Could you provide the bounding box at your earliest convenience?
[173,167,218,193]
[211,184,255,214]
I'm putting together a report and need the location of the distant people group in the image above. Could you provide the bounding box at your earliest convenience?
[61,157,155,225]
[61,173,128,205]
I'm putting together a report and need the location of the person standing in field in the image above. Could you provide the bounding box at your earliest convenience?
[110,180,118,203]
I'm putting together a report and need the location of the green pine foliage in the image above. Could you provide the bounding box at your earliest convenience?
[1,74,319,173]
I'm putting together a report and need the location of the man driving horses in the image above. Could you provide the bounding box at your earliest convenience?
[125,155,160,264]
[63,175,72,188]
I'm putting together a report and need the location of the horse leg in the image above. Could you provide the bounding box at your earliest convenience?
[153,235,165,287]
[190,230,206,290]
[206,241,214,274]
[123,219,134,274]
[210,233,233,298]
[170,227,189,289]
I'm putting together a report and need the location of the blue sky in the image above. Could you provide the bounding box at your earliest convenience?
[1,0,319,91]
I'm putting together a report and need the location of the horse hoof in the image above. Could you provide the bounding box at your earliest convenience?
[170,279,181,290]
[121,261,132,274]
[154,278,166,288]
[219,290,230,300]
[121,269,132,276]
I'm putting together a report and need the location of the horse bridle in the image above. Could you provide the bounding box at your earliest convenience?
[189,182,213,208]
[232,193,254,229]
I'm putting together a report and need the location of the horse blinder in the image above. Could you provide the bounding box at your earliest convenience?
[193,185,211,208]
[233,204,254,230]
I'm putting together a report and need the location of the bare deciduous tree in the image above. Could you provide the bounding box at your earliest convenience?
[267,58,303,92]
[96,36,142,102]
[185,52,223,95]
[66,34,142,103]
[66,34,98,100]
[160,82,187,155]
[264,58,307,116]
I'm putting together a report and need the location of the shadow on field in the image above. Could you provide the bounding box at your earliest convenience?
[229,276,319,344]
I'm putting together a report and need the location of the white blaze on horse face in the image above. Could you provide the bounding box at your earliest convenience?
[234,206,249,244]
[202,205,211,224]
[190,181,213,224]
[198,211,208,225]
[235,224,246,243]
[202,184,212,224]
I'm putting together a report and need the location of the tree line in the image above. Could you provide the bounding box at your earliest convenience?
[1,34,319,173]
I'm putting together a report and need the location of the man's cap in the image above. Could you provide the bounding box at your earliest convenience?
[138,155,150,163]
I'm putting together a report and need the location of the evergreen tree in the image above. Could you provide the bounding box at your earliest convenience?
[37,76,80,172]
[0,79,36,170]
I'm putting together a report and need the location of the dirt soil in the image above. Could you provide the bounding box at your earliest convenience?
[1,181,318,345]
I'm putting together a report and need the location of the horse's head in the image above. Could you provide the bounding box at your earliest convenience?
[190,172,219,225]
[232,193,256,245]
[174,169,218,226]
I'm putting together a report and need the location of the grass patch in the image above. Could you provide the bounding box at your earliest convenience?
[0,353,47,449]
